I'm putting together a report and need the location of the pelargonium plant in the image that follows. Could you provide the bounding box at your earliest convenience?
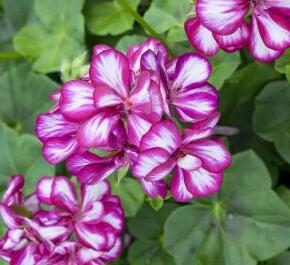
[35,38,232,202]
[0,175,124,265]
[185,0,290,62]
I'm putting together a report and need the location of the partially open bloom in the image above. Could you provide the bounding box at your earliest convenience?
[0,175,124,264]
[185,0,290,62]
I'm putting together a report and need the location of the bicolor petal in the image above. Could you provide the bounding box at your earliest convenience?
[36,176,54,204]
[35,113,79,142]
[172,53,212,89]
[78,112,119,148]
[60,80,96,122]
[184,168,223,197]
[90,49,130,98]
[140,120,181,153]
[132,148,172,179]
[249,16,283,62]
[185,17,219,56]
[51,177,78,213]
[196,0,249,34]
[170,167,194,202]
[139,179,167,199]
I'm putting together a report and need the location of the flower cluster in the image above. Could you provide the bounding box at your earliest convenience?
[0,175,124,265]
[185,0,290,62]
[36,38,231,202]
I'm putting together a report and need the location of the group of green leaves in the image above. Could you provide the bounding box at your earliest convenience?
[0,0,290,264]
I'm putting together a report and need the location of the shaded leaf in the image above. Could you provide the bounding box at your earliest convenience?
[0,121,55,194]
[14,0,85,73]
[0,63,58,133]
[85,0,141,36]
[164,150,290,265]
[253,81,290,164]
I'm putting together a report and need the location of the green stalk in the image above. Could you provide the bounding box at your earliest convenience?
[0,51,22,60]
[116,0,174,57]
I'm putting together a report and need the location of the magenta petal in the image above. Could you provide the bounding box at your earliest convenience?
[93,85,123,110]
[196,0,249,34]
[102,210,124,231]
[81,181,110,210]
[249,15,283,62]
[185,17,219,56]
[189,112,221,131]
[185,139,231,173]
[171,84,218,122]
[67,152,117,184]
[139,178,167,199]
[77,247,102,263]
[93,44,111,57]
[170,167,194,202]
[10,244,36,265]
[0,204,21,229]
[90,49,130,98]
[140,120,181,153]
[182,127,213,144]
[102,237,122,262]
[35,113,79,142]
[184,168,223,197]
[132,147,172,179]
[145,157,176,181]
[129,71,152,114]
[214,22,249,50]
[51,177,78,213]
[173,53,212,89]
[2,175,24,206]
[78,112,119,148]
[43,136,78,164]
[177,155,202,171]
[150,78,165,120]
[23,194,39,212]
[255,10,290,51]
[36,176,53,204]
[127,113,153,147]
[80,201,104,224]
[60,80,96,122]
[75,223,107,251]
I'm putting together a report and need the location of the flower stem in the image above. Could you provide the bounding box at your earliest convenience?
[116,0,174,57]
[0,51,22,60]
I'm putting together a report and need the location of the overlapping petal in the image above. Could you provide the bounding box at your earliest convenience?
[196,0,249,34]
[90,49,130,98]
[60,80,96,122]
[139,179,167,199]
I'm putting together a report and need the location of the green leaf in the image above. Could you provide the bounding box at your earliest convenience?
[0,0,33,48]
[128,203,177,265]
[275,50,290,72]
[0,63,58,133]
[276,186,290,209]
[85,0,141,36]
[253,81,290,164]
[14,0,85,73]
[111,177,144,217]
[144,0,192,34]
[0,121,54,194]
[266,252,290,265]
[164,150,290,265]
[209,51,241,89]
[115,34,146,53]
[220,62,280,128]
[117,166,129,184]
[128,240,175,265]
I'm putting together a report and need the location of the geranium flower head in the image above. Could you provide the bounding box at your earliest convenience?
[185,0,290,62]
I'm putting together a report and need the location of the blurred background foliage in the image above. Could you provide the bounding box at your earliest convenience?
[0,0,290,264]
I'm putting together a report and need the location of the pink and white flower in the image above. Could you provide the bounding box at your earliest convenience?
[36,177,124,262]
[132,115,231,202]
[185,0,290,62]
[0,175,125,264]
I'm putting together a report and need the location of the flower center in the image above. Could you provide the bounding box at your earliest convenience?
[123,98,133,110]
[249,0,271,10]
[175,150,186,159]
